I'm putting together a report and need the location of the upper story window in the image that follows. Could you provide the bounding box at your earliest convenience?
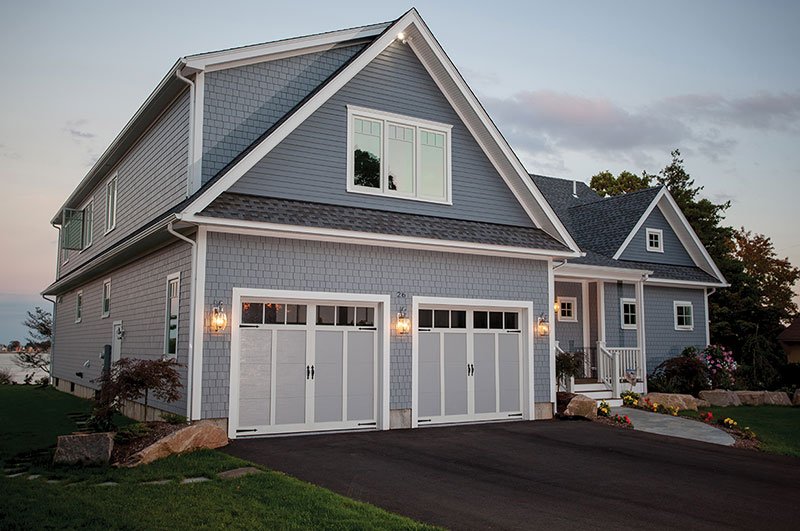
[347,106,452,204]
[674,301,693,330]
[82,199,93,249]
[557,297,577,322]
[646,228,663,253]
[164,274,180,358]
[101,279,111,318]
[105,174,118,233]
[75,290,83,323]
[620,298,637,329]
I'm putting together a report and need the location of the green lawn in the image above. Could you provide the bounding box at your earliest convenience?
[0,385,435,530]
[681,405,800,458]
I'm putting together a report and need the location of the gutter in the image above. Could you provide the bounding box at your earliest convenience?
[167,220,198,421]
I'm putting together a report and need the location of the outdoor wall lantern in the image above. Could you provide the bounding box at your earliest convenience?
[537,313,550,337]
[396,307,411,335]
[210,301,228,332]
[553,298,560,314]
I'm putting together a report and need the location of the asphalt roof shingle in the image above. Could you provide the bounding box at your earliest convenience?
[201,193,571,252]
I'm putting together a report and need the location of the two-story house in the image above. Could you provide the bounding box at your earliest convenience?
[44,9,725,438]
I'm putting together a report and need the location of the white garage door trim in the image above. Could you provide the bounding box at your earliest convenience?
[411,296,535,428]
[228,288,391,439]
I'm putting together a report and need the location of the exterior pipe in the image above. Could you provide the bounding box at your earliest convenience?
[167,221,197,420]
[174,63,195,197]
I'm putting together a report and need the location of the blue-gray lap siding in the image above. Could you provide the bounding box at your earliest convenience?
[618,206,694,266]
[604,282,638,348]
[59,91,191,277]
[200,232,551,419]
[51,241,193,414]
[643,285,707,372]
[229,41,534,227]
[202,44,366,184]
[555,281,583,351]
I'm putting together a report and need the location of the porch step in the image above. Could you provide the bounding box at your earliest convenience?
[573,383,608,393]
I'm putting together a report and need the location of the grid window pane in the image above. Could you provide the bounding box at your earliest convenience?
[317,305,335,325]
[241,303,263,324]
[337,306,355,326]
[356,307,374,326]
[473,311,488,329]
[450,310,467,328]
[504,312,519,330]
[353,118,381,189]
[434,309,449,328]
[387,124,414,194]
[489,312,504,329]
[419,309,433,328]
[286,304,307,325]
[264,303,285,324]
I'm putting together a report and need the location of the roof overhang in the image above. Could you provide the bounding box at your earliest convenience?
[179,212,579,261]
[555,262,653,282]
[645,277,729,289]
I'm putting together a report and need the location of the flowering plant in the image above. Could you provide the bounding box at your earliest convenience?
[698,345,737,389]
[611,414,632,427]
[597,400,611,417]
[717,416,757,440]
[700,411,714,423]
[621,390,640,407]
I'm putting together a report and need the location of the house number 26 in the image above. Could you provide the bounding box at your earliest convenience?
[396,292,407,299]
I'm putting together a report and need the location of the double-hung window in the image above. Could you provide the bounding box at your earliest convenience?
[75,290,83,323]
[348,106,452,203]
[620,298,637,329]
[82,200,93,249]
[105,174,117,233]
[164,274,180,358]
[646,228,663,252]
[674,301,693,330]
[101,279,111,318]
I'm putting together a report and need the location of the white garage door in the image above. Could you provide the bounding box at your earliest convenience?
[417,306,524,425]
[234,298,379,436]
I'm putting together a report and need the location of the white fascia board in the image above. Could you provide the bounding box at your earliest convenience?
[406,18,580,253]
[183,23,390,71]
[179,213,580,260]
[612,187,666,260]
[555,263,653,282]
[645,277,729,289]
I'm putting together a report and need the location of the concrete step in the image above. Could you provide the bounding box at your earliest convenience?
[573,383,608,392]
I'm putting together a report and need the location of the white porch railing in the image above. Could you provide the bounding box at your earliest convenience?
[597,342,643,397]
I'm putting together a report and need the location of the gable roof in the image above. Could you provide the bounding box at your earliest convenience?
[202,192,571,254]
[181,9,580,254]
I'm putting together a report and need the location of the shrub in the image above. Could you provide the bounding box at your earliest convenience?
[647,347,710,396]
[555,351,583,391]
[620,390,639,407]
[698,345,737,389]
[0,368,12,385]
[160,412,188,425]
[597,400,611,417]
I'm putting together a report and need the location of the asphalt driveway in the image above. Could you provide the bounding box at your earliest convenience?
[225,420,800,530]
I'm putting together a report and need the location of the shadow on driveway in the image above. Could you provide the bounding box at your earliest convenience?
[225,420,799,530]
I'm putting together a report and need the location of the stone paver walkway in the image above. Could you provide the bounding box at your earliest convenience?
[613,407,735,446]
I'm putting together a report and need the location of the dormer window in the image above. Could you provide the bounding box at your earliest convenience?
[646,228,663,253]
[347,106,452,204]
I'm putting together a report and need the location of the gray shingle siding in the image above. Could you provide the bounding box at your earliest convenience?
[644,285,707,371]
[201,232,551,419]
[603,282,638,348]
[619,206,694,266]
[202,44,367,184]
[52,241,192,414]
[554,281,583,351]
[59,91,190,277]
[230,41,534,227]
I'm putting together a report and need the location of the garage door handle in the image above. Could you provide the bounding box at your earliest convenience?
[311,365,315,379]
[306,365,310,379]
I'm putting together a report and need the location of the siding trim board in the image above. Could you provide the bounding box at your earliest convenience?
[182,10,579,254]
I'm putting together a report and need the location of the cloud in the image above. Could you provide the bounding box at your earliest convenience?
[0,143,21,160]
[64,119,96,141]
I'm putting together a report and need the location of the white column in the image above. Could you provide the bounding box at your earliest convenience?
[636,279,647,392]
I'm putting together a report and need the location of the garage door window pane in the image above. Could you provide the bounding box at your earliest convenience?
[473,311,488,329]
[286,304,307,325]
[489,312,504,329]
[450,310,467,328]
[337,306,355,326]
[434,309,449,328]
[265,303,285,324]
[419,309,433,328]
[504,312,519,330]
[317,306,335,325]
[356,307,374,326]
[241,303,263,324]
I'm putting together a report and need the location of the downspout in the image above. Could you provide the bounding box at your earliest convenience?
[167,221,197,421]
[175,62,195,196]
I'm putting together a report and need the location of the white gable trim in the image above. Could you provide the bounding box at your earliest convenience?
[180,10,579,253]
[611,188,726,284]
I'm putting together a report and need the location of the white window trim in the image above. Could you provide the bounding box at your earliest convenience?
[557,296,577,322]
[620,297,637,330]
[674,300,694,331]
[75,290,83,324]
[80,198,94,252]
[101,278,111,318]
[164,272,180,358]
[646,228,663,253]
[104,173,118,235]
[346,105,453,205]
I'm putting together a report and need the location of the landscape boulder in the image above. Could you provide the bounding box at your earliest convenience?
[121,420,228,467]
[762,391,792,406]
[562,394,597,419]
[642,392,698,411]
[698,390,741,407]
[695,399,711,409]
[735,391,763,406]
[734,391,792,406]
[54,432,114,466]
[794,389,800,406]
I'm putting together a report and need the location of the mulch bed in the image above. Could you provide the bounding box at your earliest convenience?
[111,422,182,463]
[593,415,634,430]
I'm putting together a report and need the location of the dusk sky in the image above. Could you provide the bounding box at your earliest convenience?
[1,1,798,343]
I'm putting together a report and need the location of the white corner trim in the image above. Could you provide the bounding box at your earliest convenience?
[190,227,207,420]
[189,71,204,194]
